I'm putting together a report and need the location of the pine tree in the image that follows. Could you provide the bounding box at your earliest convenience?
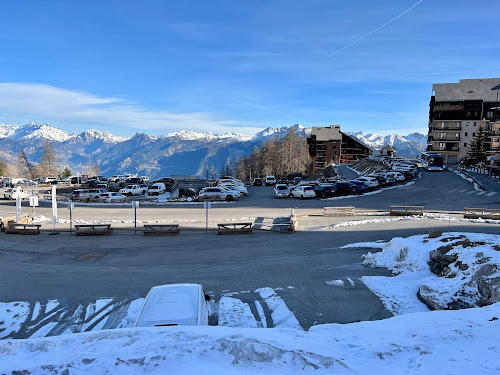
[62,166,72,178]
[466,126,488,165]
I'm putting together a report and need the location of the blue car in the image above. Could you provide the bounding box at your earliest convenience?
[349,180,369,194]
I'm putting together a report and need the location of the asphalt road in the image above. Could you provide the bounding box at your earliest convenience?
[1,169,500,338]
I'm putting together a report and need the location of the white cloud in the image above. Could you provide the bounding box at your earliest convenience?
[0,83,263,135]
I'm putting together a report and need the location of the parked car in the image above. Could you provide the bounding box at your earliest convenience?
[334,181,358,195]
[70,189,88,201]
[220,186,241,198]
[3,188,29,200]
[290,185,316,199]
[274,184,290,198]
[98,192,127,203]
[375,173,395,185]
[278,177,289,185]
[140,176,150,183]
[265,176,277,186]
[352,176,379,189]
[386,171,405,182]
[81,179,106,189]
[293,177,303,185]
[79,188,107,202]
[368,174,387,186]
[349,180,369,194]
[198,187,237,201]
[313,183,336,198]
[134,284,211,327]
[219,182,248,196]
[253,178,263,186]
[119,184,147,196]
[15,179,37,187]
[148,183,167,196]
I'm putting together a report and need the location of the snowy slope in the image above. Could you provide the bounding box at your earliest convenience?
[347,131,427,158]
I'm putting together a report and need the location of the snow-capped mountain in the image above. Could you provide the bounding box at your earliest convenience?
[0,122,426,177]
[347,131,426,158]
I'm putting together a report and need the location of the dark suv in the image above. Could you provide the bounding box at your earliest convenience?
[253,178,263,186]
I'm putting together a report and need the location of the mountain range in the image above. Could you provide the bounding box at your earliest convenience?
[0,123,426,178]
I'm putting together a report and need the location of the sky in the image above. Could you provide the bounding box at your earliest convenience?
[0,0,499,137]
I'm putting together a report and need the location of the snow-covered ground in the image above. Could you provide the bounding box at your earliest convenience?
[2,233,500,374]
[1,301,499,374]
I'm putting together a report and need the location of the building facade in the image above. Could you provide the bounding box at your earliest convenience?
[307,125,372,173]
[427,78,500,164]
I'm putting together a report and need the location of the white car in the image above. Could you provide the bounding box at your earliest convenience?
[119,184,147,196]
[353,176,379,188]
[3,188,29,200]
[140,176,150,183]
[198,187,238,201]
[219,182,248,196]
[291,185,316,199]
[265,176,277,186]
[148,183,167,196]
[220,186,241,198]
[386,171,405,182]
[134,284,211,327]
[274,184,290,198]
[98,192,127,203]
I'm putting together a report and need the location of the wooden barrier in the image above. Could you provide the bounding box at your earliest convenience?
[75,224,113,236]
[389,205,424,216]
[464,208,500,220]
[324,206,355,217]
[144,224,180,236]
[5,223,41,235]
[0,214,31,231]
[217,222,252,235]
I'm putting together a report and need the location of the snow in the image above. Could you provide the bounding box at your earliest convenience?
[325,280,345,287]
[2,234,500,373]
[450,168,483,191]
[1,302,500,374]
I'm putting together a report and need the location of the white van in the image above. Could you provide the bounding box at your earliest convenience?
[134,284,210,327]
[148,183,167,196]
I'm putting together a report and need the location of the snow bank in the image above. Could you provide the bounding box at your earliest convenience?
[360,233,500,311]
[1,303,500,374]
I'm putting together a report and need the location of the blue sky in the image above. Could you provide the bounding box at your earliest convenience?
[0,0,499,137]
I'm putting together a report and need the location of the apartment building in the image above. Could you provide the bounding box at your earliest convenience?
[307,125,372,173]
[427,78,500,164]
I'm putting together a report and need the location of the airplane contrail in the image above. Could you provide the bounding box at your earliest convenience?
[234,99,292,119]
[329,0,424,58]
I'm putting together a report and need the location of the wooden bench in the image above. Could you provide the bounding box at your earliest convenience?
[324,206,355,217]
[75,224,113,236]
[217,222,252,235]
[144,224,180,236]
[464,208,500,220]
[5,223,41,235]
[390,206,424,216]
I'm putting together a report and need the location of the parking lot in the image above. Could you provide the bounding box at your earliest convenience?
[1,168,500,339]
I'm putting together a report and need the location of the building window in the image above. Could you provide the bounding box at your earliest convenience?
[474,122,477,126]
[464,143,467,147]
[473,133,475,136]
[465,132,468,136]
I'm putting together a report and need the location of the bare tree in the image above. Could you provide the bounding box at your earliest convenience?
[18,149,36,179]
[39,140,59,176]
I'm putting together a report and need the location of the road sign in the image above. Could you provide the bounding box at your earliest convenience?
[29,196,39,207]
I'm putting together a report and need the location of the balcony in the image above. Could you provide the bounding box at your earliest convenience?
[433,136,461,141]
[431,127,461,132]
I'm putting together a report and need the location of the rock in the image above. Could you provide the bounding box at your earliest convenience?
[428,230,443,238]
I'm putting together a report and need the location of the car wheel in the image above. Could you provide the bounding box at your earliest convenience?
[301,194,304,199]
[226,195,234,201]
[87,198,90,203]
[321,192,326,199]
